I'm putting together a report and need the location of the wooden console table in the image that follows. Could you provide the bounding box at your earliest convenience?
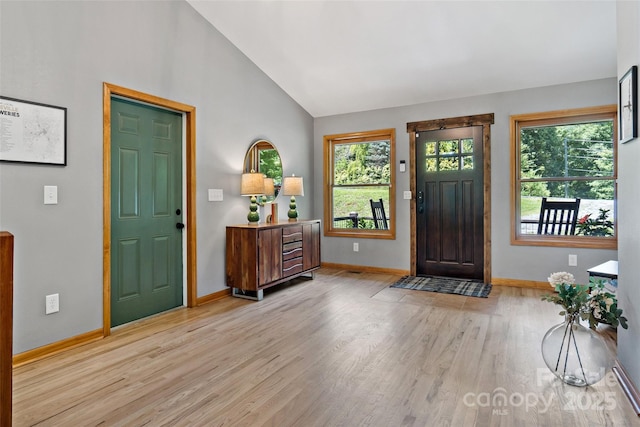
[1,232,14,427]
[225,220,321,300]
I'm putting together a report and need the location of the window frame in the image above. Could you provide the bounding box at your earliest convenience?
[323,128,396,239]
[510,105,617,249]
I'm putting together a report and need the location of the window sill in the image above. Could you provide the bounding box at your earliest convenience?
[511,235,617,249]
[324,229,396,240]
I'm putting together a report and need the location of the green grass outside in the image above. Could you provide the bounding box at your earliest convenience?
[333,187,388,218]
[521,197,541,216]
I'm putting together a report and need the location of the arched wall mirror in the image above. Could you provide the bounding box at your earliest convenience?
[244,139,283,203]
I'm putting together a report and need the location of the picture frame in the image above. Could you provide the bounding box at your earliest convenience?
[0,96,67,165]
[619,65,637,144]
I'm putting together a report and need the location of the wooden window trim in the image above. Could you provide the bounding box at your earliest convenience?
[510,105,618,249]
[323,128,396,239]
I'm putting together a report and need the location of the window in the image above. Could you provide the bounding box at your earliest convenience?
[424,138,475,172]
[324,128,395,239]
[511,105,617,248]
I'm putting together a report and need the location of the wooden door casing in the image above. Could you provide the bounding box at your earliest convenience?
[416,126,484,279]
[110,98,183,327]
[407,114,494,282]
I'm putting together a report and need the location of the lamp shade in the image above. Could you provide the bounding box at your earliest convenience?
[282,175,304,196]
[263,177,275,197]
[241,172,265,196]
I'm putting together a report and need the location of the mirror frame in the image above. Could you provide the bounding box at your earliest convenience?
[244,139,283,204]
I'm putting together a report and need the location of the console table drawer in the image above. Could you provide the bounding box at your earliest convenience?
[283,257,303,275]
[283,241,302,260]
[282,226,303,244]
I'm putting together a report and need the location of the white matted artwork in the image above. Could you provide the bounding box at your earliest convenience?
[0,96,67,165]
[619,65,638,144]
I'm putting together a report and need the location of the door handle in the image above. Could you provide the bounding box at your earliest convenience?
[176,222,185,230]
[417,191,424,214]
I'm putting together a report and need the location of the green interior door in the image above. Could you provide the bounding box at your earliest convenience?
[111,97,183,327]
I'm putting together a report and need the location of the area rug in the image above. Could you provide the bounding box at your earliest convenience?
[390,275,492,298]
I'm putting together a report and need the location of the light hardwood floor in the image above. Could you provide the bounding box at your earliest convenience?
[12,268,640,426]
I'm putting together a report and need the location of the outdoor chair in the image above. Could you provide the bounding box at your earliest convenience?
[537,197,581,235]
[370,199,388,230]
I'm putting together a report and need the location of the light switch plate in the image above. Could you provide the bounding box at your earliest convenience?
[44,186,58,204]
[208,189,223,201]
[403,191,412,200]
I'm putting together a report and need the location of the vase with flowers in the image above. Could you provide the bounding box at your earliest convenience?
[540,272,628,386]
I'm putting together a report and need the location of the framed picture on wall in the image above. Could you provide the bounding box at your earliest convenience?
[619,65,638,144]
[0,96,67,165]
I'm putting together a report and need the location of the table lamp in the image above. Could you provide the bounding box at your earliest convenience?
[282,175,304,220]
[241,171,265,223]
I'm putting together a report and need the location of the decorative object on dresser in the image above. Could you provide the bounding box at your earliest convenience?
[263,177,278,223]
[240,170,265,223]
[283,174,304,219]
[226,220,320,300]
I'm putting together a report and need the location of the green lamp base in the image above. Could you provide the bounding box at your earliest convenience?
[287,196,298,219]
[247,195,260,223]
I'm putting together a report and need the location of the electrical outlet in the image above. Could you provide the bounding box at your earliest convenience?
[353,242,359,252]
[568,254,577,267]
[44,185,58,205]
[46,293,59,314]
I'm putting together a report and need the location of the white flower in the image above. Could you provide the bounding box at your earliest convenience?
[548,271,575,287]
[593,306,602,319]
[590,288,603,297]
[605,297,614,311]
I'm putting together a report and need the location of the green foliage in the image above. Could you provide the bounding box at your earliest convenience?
[334,141,390,185]
[576,208,614,236]
[520,120,614,200]
[542,275,628,330]
[259,149,282,184]
[331,140,391,229]
[520,152,550,197]
[587,279,628,330]
[542,283,591,318]
[358,217,375,229]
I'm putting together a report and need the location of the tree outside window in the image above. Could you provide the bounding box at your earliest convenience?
[324,129,395,239]
[511,106,617,248]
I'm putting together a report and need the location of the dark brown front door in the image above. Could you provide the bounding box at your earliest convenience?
[415,126,484,280]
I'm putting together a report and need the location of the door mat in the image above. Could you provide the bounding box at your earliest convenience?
[390,275,492,298]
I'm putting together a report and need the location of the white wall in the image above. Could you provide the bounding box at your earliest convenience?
[0,0,313,354]
[314,79,618,283]
[616,0,640,400]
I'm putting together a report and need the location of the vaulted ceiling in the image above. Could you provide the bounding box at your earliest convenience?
[187,1,617,118]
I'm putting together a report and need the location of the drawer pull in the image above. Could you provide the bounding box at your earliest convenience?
[282,232,303,244]
[283,231,302,238]
[283,247,302,256]
[283,263,303,272]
